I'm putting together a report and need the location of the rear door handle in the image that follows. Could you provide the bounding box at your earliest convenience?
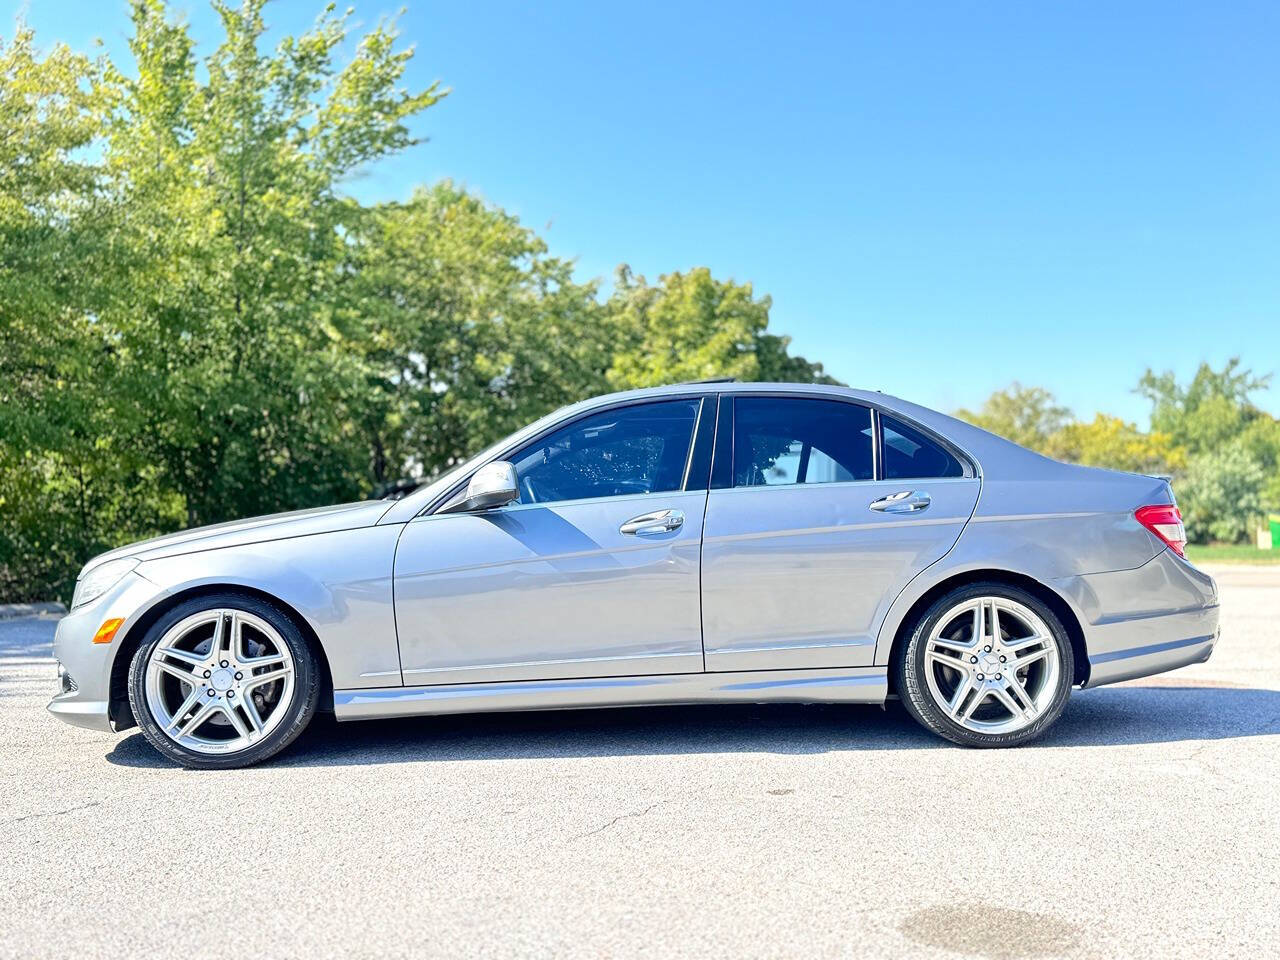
[870,490,931,513]
[620,509,685,536]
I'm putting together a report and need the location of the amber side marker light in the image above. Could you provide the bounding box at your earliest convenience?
[92,617,125,644]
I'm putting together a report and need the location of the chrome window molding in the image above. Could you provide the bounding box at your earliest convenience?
[706,391,978,491]
[420,392,716,518]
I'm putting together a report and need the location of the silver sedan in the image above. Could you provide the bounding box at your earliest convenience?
[48,382,1220,768]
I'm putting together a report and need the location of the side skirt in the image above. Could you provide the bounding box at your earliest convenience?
[333,667,888,722]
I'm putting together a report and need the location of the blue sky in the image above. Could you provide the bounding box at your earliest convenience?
[13,0,1280,423]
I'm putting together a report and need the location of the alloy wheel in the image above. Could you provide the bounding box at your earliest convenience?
[922,596,1062,735]
[143,608,296,755]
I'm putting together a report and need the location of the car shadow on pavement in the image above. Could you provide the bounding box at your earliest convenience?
[104,683,1280,769]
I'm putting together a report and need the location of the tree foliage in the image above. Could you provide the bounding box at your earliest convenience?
[346,182,612,490]
[1177,443,1266,544]
[1138,359,1271,453]
[604,267,836,390]
[0,2,833,601]
[954,383,1072,451]
[1041,415,1186,476]
[0,27,133,600]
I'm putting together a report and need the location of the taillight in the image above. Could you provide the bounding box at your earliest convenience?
[1135,504,1187,559]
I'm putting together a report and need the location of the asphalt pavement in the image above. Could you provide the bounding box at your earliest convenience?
[2,566,1277,959]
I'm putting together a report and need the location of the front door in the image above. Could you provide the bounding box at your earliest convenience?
[393,397,711,685]
[701,395,981,672]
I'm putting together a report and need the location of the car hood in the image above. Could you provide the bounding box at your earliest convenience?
[80,500,392,577]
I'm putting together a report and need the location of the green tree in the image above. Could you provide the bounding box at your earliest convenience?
[0,27,141,600]
[1042,415,1186,476]
[1137,358,1271,455]
[1,2,844,602]
[1137,359,1278,542]
[1177,442,1266,544]
[99,0,445,526]
[1241,417,1280,511]
[954,383,1071,451]
[346,181,608,489]
[1,1,446,599]
[603,266,836,389]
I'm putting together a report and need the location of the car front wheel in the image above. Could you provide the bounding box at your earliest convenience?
[127,593,319,769]
[896,582,1073,747]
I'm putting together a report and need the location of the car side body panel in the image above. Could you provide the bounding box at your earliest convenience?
[82,500,393,574]
[701,478,980,671]
[391,490,708,684]
[133,524,405,688]
[871,460,1218,683]
[1052,549,1219,686]
[334,666,888,721]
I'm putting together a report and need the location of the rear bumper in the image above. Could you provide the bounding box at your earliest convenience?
[1082,619,1218,687]
[1052,549,1220,688]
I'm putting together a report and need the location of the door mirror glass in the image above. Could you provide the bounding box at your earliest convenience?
[452,461,518,512]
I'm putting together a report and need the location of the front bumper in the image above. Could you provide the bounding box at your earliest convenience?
[1052,549,1220,688]
[47,571,166,733]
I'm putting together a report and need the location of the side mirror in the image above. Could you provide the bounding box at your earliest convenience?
[452,461,519,512]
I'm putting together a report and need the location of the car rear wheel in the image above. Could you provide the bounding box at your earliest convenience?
[896,582,1073,747]
[127,593,319,769]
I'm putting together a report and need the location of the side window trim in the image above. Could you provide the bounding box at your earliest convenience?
[707,392,975,489]
[681,396,716,492]
[709,393,734,490]
[425,393,712,515]
[878,410,973,481]
[871,408,883,482]
[725,393,876,489]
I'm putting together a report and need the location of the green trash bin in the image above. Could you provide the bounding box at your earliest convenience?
[1270,514,1280,550]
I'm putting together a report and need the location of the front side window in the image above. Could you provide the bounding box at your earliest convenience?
[882,415,965,479]
[733,397,874,487]
[510,399,700,504]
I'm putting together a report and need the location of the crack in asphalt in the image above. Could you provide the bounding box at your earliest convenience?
[2,801,102,828]
[571,800,667,841]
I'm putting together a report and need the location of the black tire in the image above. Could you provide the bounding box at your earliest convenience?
[895,581,1074,748]
[127,592,320,769]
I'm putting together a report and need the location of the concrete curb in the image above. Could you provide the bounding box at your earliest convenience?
[0,602,67,621]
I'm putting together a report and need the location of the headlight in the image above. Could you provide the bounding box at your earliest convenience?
[71,558,139,609]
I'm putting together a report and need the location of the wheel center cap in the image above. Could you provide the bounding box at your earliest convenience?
[979,653,1001,673]
[210,668,235,692]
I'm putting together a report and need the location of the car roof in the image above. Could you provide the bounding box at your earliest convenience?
[561,381,1095,483]
[565,381,952,434]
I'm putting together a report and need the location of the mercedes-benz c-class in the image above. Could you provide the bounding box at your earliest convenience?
[49,382,1219,768]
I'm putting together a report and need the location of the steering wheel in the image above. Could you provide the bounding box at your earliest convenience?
[520,475,540,504]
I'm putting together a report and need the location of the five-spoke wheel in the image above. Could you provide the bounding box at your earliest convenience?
[129,594,319,768]
[897,583,1073,747]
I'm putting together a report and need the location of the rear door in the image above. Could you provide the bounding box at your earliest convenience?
[700,394,980,672]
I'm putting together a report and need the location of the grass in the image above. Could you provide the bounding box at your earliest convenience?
[1185,543,1280,565]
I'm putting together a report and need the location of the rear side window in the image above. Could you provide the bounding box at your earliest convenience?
[733,397,874,487]
[881,415,964,479]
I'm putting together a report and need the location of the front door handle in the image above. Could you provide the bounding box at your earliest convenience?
[870,490,931,514]
[620,509,685,536]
